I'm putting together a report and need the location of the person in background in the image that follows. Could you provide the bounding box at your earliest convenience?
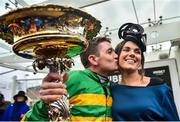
[111,22,179,121]
[1,91,30,121]
[22,37,118,121]
[0,93,11,120]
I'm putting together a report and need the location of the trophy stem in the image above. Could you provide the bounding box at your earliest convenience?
[32,57,74,121]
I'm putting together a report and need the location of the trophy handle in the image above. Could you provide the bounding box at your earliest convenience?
[33,57,73,121]
[48,59,71,121]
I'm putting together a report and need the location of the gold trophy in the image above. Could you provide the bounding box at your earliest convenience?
[0,4,101,121]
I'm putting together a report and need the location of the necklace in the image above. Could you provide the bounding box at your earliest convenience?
[119,77,148,86]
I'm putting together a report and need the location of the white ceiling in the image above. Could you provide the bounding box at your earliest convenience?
[0,0,180,75]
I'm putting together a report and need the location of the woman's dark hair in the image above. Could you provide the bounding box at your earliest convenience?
[80,36,111,68]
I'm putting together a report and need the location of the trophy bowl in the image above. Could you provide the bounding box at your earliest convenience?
[0,4,101,121]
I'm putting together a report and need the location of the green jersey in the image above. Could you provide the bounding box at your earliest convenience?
[22,69,112,121]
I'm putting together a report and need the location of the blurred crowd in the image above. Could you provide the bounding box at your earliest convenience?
[0,91,30,121]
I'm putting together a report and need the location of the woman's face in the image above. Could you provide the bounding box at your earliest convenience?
[118,41,142,72]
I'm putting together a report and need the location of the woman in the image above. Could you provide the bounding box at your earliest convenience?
[111,23,179,121]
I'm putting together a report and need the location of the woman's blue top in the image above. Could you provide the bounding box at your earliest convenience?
[111,77,180,121]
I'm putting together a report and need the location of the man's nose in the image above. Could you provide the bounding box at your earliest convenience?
[114,53,118,59]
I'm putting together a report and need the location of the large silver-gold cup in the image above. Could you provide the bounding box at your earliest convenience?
[0,4,101,121]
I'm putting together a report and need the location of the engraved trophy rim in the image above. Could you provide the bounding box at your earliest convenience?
[0,4,101,59]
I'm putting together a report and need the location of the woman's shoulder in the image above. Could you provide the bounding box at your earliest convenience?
[148,77,172,94]
[148,77,165,86]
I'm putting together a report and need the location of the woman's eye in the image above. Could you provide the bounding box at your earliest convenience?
[135,49,141,54]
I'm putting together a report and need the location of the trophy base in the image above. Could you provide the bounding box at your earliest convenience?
[49,95,71,122]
